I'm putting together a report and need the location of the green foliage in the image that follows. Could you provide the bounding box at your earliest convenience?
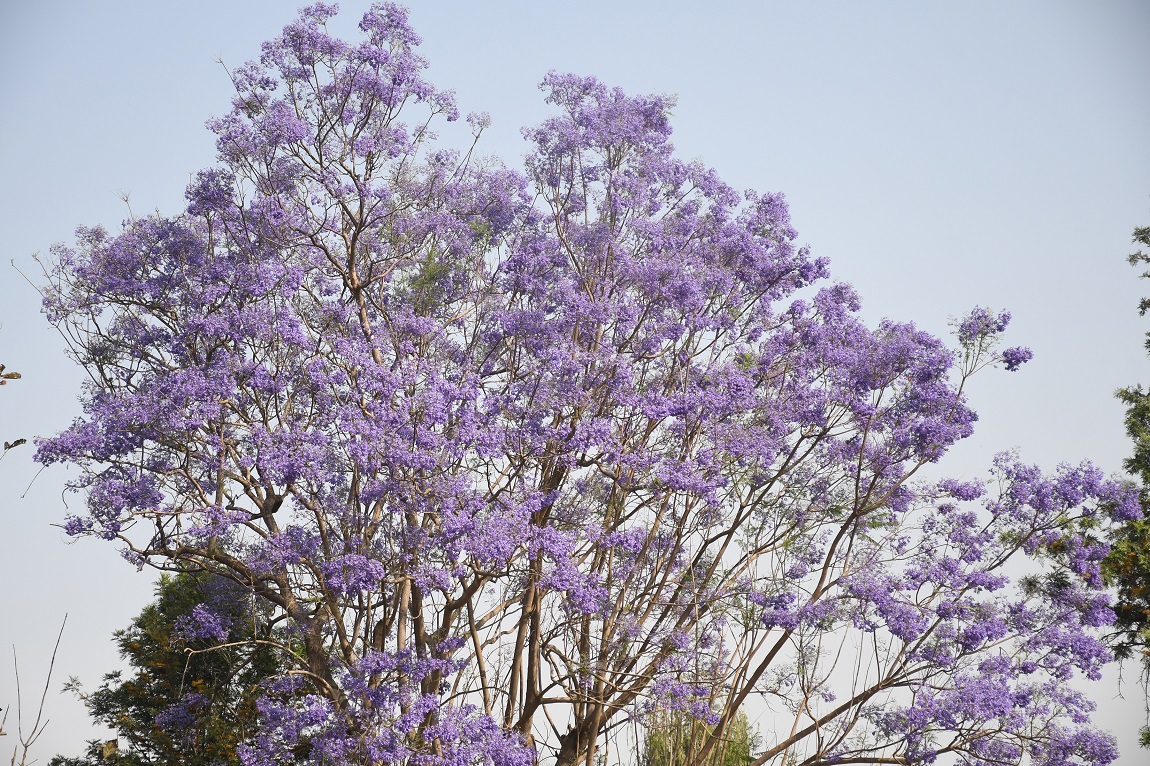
[1127,224,1150,318]
[641,710,760,766]
[50,572,285,766]
[1104,219,1150,748]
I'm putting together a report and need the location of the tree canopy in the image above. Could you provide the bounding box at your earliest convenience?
[34,4,1140,765]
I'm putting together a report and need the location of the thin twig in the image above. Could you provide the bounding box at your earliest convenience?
[19,467,46,500]
[8,615,67,766]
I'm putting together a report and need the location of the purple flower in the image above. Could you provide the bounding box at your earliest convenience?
[957,307,1011,346]
[174,604,230,643]
[1002,345,1034,371]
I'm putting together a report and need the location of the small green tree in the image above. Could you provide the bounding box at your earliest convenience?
[642,709,760,766]
[1105,221,1150,748]
[51,572,286,766]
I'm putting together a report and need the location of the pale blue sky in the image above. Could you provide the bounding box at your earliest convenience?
[1,0,1148,760]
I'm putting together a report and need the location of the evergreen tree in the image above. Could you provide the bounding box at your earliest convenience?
[51,572,286,766]
[642,710,760,766]
[1106,222,1150,748]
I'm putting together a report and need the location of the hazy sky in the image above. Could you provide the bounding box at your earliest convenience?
[1,0,1148,761]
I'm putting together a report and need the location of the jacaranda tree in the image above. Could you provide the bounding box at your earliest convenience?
[36,4,1140,765]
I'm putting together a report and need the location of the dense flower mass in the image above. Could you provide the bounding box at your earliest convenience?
[37,4,1138,765]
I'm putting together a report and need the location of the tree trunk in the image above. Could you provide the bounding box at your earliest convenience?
[554,728,585,766]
